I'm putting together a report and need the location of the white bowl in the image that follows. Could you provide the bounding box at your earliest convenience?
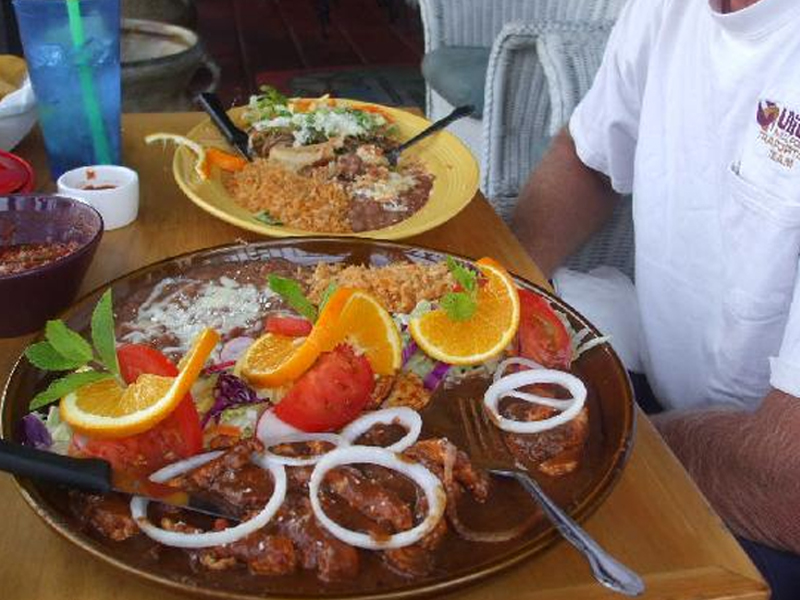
[0,77,37,151]
[57,165,140,230]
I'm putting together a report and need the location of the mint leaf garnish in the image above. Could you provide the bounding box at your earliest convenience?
[268,275,318,322]
[25,342,88,371]
[446,256,477,293]
[24,289,124,412]
[29,371,113,411]
[440,291,477,321]
[91,289,120,379]
[441,257,479,321]
[45,320,93,365]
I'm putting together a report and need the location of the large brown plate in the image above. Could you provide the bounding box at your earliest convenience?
[0,239,635,600]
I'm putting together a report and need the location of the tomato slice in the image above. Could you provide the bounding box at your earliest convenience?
[274,345,374,432]
[265,315,313,337]
[70,344,203,474]
[517,289,573,370]
[117,343,178,381]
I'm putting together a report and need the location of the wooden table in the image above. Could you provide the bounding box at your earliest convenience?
[0,113,767,600]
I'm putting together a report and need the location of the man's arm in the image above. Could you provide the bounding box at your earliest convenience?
[654,391,800,553]
[511,129,622,278]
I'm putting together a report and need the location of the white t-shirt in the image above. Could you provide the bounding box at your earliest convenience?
[569,0,800,410]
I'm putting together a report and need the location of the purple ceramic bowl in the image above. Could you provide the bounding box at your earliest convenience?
[0,195,103,337]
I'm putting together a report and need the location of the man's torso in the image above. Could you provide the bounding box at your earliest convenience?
[629,0,800,408]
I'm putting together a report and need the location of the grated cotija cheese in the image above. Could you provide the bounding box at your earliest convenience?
[121,276,275,355]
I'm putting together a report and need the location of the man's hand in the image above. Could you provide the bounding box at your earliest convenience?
[511,129,621,278]
[654,390,800,552]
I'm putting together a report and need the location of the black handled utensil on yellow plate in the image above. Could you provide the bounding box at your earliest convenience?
[197,92,252,161]
[386,104,474,167]
[0,438,239,521]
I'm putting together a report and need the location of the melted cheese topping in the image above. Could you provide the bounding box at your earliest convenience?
[352,171,418,206]
[121,277,274,355]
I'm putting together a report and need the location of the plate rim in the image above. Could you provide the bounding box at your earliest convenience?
[171,100,480,240]
[1,237,636,600]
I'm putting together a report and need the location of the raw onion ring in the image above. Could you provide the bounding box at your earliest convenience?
[256,409,302,442]
[484,369,586,434]
[130,451,287,548]
[492,358,571,410]
[309,445,446,550]
[264,433,349,466]
[339,407,422,452]
[219,336,254,363]
[493,356,544,382]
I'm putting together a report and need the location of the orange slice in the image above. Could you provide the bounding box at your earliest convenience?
[323,289,402,375]
[202,148,248,177]
[60,328,220,438]
[238,287,402,387]
[408,257,520,365]
[237,288,353,387]
[235,332,312,388]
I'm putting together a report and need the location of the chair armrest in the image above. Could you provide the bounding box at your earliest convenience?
[536,24,614,136]
[481,21,613,201]
[480,23,549,203]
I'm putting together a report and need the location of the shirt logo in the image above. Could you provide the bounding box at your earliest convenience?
[755,100,800,169]
[756,101,780,130]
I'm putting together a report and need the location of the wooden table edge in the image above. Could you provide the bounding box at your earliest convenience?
[513,566,767,600]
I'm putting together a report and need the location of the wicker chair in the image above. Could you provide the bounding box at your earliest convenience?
[418,0,634,277]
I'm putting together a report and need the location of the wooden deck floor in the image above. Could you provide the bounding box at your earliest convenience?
[195,0,425,107]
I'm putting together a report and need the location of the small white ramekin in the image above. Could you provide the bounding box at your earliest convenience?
[57,165,139,230]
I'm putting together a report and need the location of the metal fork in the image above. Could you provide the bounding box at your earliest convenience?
[385,105,474,167]
[458,398,645,597]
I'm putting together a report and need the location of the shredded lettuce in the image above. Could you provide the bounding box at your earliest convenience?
[243,86,391,146]
[410,300,434,318]
[45,406,73,455]
[443,358,502,388]
[244,86,291,123]
[217,405,263,437]
[404,351,437,380]
[191,375,218,414]
[553,310,612,363]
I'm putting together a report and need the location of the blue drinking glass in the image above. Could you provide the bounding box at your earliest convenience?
[12,0,121,179]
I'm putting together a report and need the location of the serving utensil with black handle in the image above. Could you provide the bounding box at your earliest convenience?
[0,439,239,521]
[197,92,253,161]
[386,104,474,167]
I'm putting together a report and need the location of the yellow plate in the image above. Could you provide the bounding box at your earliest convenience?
[170,100,479,240]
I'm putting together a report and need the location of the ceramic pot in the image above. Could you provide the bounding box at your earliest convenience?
[121,18,219,112]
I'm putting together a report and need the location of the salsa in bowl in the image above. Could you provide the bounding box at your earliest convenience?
[0,194,103,337]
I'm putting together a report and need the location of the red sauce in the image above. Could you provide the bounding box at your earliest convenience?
[81,184,117,191]
[0,241,80,275]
